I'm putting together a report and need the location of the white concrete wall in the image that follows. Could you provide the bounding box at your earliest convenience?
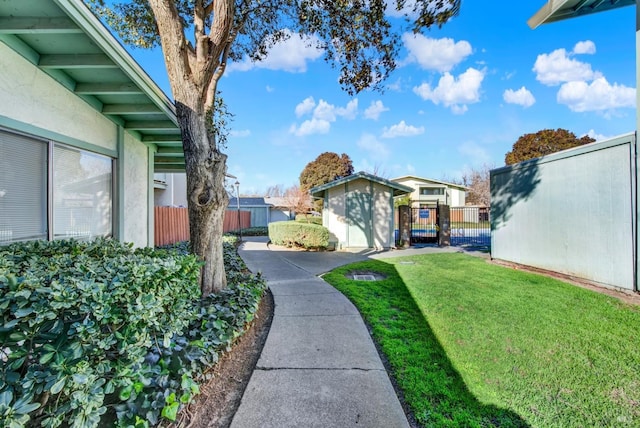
[123,133,149,247]
[0,44,117,151]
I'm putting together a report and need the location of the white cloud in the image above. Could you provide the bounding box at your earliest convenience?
[584,129,611,141]
[357,134,390,159]
[381,120,425,138]
[557,77,636,112]
[289,118,331,137]
[458,141,491,164]
[230,129,251,138]
[402,33,472,72]
[364,100,389,120]
[295,96,316,117]
[503,86,536,108]
[336,99,359,120]
[266,85,275,93]
[290,98,358,136]
[573,40,596,55]
[533,48,599,86]
[228,30,323,73]
[413,67,484,113]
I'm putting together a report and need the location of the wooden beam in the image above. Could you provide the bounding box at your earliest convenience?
[156,147,185,155]
[0,17,81,34]
[143,135,183,143]
[102,104,162,115]
[75,82,143,95]
[39,54,117,69]
[125,121,179,132]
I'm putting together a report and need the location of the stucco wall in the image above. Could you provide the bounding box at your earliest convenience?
[325,185,347,246]
[0,43,117,151]
[491,134,636,291]
[372,182,393,248]
[154,173,188,207]
[123,133,150,247]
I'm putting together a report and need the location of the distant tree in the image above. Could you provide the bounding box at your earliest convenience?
[265,184,284,197]
[299,152,354,193]
[394,194,411,208]
[282,185,313,219]
[462,164,493,206]
[505,129,594,165]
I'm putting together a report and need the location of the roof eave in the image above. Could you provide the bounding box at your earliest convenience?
[54,0,177,120]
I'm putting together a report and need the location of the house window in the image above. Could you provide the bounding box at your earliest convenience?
[0,130,48,242]
[419,187,444,196]
[53,145,112,240]
[0,128,113,244]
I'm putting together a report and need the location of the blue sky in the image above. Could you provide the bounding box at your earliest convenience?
[126,1,636,195]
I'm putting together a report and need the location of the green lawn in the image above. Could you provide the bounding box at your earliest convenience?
[322,253,640,428]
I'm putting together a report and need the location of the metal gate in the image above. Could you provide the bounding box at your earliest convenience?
[410,206,439,244]
[395,205,491,248]
[449,206,491,248]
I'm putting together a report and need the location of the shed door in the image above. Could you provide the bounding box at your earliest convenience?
[346,191,372,247]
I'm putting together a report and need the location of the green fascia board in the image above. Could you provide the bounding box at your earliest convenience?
[310,171,414,198]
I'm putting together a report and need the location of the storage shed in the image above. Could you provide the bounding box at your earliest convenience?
[310,172,412,249]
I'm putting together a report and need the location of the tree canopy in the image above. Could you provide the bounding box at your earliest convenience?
[299,152,354,192]
[85,0,461,294]
[505,129,595,165]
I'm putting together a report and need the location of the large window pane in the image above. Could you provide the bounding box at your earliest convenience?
[53,145,112,240]
[0,130,47,243]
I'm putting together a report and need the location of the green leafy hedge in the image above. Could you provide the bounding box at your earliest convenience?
[0,238,266,427]
[268,221,329,249]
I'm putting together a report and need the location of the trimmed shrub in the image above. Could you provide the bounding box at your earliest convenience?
[295,215,322,225]
[268,221,329,249]
[0,238,266,427]
[226,227,268,237]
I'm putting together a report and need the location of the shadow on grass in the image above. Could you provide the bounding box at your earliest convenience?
[323,259,529,428]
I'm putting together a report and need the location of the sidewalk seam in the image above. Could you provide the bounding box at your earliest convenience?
[255,366,386,372]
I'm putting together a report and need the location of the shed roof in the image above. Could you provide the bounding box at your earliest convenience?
[310,171,414,198]
[228,197,269,207]
[528,0,634,28]
[0,0,184,172]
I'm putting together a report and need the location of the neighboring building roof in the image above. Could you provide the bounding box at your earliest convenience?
[0,0,184,172]
[263,196,290,208]
[310,171,413,198]
[229,197,269,207]
[391,175,469,191]
[528,0,634,28]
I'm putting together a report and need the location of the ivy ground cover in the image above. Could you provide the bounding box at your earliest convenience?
[0,238,265,427]
[322,253,640,428]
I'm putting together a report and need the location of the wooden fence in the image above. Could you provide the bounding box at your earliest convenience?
[154,207,251,247]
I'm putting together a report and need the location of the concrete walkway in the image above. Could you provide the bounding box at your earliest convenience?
[230,237,410,428]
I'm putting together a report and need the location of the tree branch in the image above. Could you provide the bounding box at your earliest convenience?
[147,0,195,96]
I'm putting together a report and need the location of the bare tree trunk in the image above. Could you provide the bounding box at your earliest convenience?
[176,101,228,295]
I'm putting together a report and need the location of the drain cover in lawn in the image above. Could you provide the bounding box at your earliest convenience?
[353,274,377,281]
